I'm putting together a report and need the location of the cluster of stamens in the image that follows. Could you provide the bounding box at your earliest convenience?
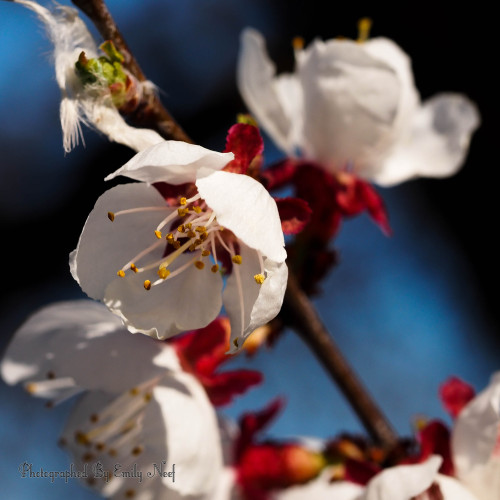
[107,192,266,291]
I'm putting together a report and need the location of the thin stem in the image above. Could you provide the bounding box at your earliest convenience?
[71,0,192,143]
[281,271,398,448]
[72,0,398,448]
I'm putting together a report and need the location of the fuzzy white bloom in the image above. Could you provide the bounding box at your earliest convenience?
[12,0,163,152]
[452,372,500,500]
[238,28,480,186]
[70,141,287,351]
[1,300,224,499]
[275,456,478,500]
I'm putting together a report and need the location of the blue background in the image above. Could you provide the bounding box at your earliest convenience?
[0,1,498,498]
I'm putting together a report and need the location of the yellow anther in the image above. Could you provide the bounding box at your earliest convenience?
[254,274,265,285]
[232,255,243,265]
[75,431,91,446]
[129,387,140,396]
[155,230,162,239]
[132,446,144,456]
[178,224,185,233]
[25,383,37,394]
[201,249,210,257]
[82,452,95,462]
[237,113,258,126]
[292,36,305,50]
[185,223,192,229]
[117,269,125,277]
[144,280,152,290]
[130,263,138,273]
[200,232,208,241]
[158,268,170,280]
[177,207,189,216]
[179,197,187,205]
[233,338,239,348]
[186,230,195,239]
[357,17,372,43]
[107,211,115,222]
[125,490,136,498]
[189,244,196,252]
[194,238,202,247]
[211,264,219,273]
[95,443,106,451]
[194,261,205,270]
[193,206,202,214]
[195,226,207,233]
[166,232,174,241]
[144,393,152,403]
[173,241,181,249]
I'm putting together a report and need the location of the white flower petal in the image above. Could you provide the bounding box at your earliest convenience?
[372,93,480,186]
[0,301,179,397]
[360,456,442,500]
[224,243,288,352]
[60,371,223,498]
[298,38,401,170]
[275,472,363,500]
[71,183,170,300]
[106,141,234,184]
[84,103,164,153]
[104,253,224,340]
[237,28,299,155]
[452,372,500,500]
[435,474,479,500]
[196,170,286,263]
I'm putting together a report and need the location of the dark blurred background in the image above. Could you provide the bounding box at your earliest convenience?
[1,1,498,497]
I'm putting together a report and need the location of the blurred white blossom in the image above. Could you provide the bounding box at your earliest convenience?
[452,372,500,500]
[1,300,223,499]
[238,28,480,186]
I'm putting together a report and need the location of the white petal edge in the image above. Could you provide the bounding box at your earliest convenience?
[223,243,288,353]
[196,170,286,263]
[372,93,480,186]
[106,141,234,184]
[71,183,170,300]
[237,28,298,155]
[360,455,442,500]
[0,300,180,397]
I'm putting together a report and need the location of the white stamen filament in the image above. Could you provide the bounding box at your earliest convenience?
[122,240,164,272]
[113,206,171,218]
[257,250,265,276]
[155,208,182,233]
[215,230,232,254]
[151,255,199,287]
[230,243,245,341]
[25,377,77,396]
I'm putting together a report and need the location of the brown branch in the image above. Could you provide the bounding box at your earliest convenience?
[71,0,192,143]
[281,271,398,448]
[72,0,398,448]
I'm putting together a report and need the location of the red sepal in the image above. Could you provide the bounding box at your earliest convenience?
[439,376,475,419]
[235,398,285,460]
[171,318,263,407]
[224,123,264,174]
[260,159,298,190]
[276,197,312,235]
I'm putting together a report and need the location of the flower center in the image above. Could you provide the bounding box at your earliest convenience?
[107,192,266,290]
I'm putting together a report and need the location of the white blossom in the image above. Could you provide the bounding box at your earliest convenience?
[238,28,480,186]
[275,456,478,500]
[70,141,287,351]
[12,0,163,152]
[452,372,500,500]
[1,300,223,499]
